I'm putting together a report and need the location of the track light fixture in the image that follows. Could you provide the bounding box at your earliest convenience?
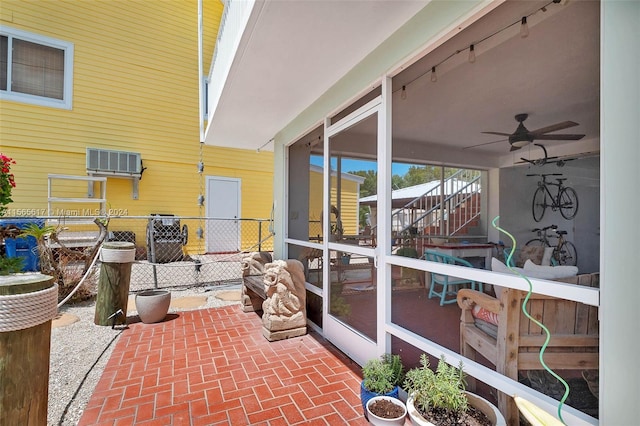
[520,16,529,38]
[394,0,562,96]
[468,44,476,63]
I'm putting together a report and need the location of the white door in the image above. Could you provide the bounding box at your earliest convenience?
[206,176,241,253]
[323,99,380,366]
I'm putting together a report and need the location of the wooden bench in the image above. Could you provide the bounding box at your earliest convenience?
[240,251,272,312]
[457,273,599,424]
[48,230,101,249]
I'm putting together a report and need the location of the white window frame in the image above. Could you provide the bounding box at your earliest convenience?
[0,26,74,110]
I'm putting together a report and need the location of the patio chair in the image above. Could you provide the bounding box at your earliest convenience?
[423,250,481,306]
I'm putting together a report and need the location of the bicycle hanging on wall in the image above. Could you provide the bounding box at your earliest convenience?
[528,173,579,222]
[525,224,578,266]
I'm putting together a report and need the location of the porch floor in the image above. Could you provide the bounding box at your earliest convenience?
[78,305,371,426]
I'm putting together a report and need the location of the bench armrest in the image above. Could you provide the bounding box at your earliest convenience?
[457,289,501,314]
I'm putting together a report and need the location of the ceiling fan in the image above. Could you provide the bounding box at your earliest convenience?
[466,113,585,151]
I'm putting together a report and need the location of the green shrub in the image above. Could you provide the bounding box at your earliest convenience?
[362,353,405,394]
[0,256,24,275]
[403,354,468,415]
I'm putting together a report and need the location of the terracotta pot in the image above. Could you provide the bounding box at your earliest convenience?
[366,395,407,425]
[406,390,506,426]
[135,290,171,323]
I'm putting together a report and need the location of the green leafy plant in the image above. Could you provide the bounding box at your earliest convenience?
[363,353,405,394]
[0,256,24,275]
[403,354,468,417]
[329,293,351,317]
[396,231,420,283]
[20,223,59,280]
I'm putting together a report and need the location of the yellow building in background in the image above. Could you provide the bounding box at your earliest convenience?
[1,1,273,253]
[308,165,365,239]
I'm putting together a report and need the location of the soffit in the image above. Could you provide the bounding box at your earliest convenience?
[204,0,429,151]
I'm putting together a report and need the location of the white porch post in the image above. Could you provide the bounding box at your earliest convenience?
[377,76,393,355]
[600,1,639,423]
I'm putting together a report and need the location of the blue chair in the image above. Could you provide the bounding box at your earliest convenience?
[423,250,482,306]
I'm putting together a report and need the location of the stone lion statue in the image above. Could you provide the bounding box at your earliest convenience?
[261,259,307,336]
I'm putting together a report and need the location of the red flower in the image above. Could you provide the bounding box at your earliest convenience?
[1,153,16,215]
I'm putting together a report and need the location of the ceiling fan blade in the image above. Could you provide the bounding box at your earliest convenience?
[534,134,585,140]
[463,138,508,150]
[529,121,578,135]
[481,131,511,136]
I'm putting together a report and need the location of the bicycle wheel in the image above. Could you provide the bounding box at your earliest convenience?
[531,187,547,222]
[559,186,579,220]
[556,241,578,266]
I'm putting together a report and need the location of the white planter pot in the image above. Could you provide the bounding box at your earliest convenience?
[407,390,506,426]
[366,395,407,426]
[135,290,171,324]
[100,242,136,263]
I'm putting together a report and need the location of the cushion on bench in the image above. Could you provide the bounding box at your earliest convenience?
[491,257,578,280]
[472,304,499,326]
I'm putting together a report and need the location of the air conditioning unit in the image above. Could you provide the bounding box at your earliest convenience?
[86,148,141,175]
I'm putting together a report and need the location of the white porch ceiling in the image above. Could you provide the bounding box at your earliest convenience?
[205,0,600,166]
[203,0,429,151]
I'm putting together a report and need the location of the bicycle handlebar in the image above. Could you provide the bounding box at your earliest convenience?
[526,173,563,177]
[532,225,558,232]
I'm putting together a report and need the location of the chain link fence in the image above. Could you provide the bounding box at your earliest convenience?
[0,215,273,301]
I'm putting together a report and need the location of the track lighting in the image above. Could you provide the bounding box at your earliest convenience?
[520,17,529,38]
[393,1,559,97]
[197,194,205,206]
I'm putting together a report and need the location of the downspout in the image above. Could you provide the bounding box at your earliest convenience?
[198,0,204,143]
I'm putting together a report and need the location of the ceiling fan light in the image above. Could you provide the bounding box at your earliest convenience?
[512,140,530,148]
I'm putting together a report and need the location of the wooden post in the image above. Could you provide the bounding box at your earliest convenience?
[94,242,135,326]
[0,273,56,425]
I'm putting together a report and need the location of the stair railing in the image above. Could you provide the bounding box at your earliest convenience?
[392,169,481,239]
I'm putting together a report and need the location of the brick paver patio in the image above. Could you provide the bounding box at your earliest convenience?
[78,305,370,425]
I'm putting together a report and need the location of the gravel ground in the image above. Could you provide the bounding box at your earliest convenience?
[48,283,242,426]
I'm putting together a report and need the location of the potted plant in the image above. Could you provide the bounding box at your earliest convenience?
[366,395,407,425]
[361,353,405,415]
[396,231,421,285]
[403,354,505,426]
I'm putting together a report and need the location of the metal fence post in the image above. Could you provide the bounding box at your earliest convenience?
[258,221,262,252]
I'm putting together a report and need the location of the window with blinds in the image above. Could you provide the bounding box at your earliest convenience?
[0,27,73,109]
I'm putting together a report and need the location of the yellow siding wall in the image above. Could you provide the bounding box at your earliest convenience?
[309,169,360,237]
[0,1,273,226]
